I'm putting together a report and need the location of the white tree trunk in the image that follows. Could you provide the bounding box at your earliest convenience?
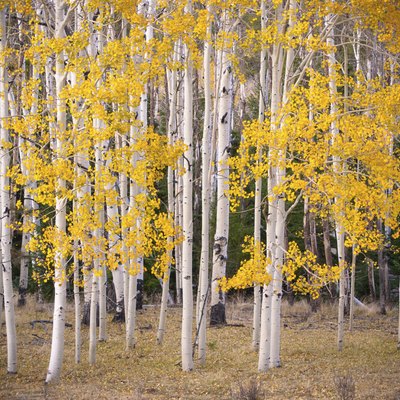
[258,1,285,371]
[97,142,107,343]
[175,40,184,305]
[181,1,194,370]
[105,147,125,321]
[45,0,68,382]
[325,10,346,352]
[157,44,178,345]
[197,6,212,362]
[0,8,17,375]
[210,13,232,326]
[89,270,98,364]
[125,133,140,349]
[253,0,268,351]
[73,237,81,364]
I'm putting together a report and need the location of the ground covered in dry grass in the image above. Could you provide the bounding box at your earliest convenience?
[0,298,399,399]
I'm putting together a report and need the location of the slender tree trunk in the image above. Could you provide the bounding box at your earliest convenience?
[157,45,178,345]
[97,141,107,342]
[175,40,184,305]
[258,6,284,370]
[45,0,68,382]
[197,6,212,362]
[0,8,17,374]
[89,266,98,364]
[73,237,81,363]
[269,0,296,369]
[125,143,139,350]
[325,10,346,352]
[181,1,194,371]
[210,11,232,326]
[253,0,267,351]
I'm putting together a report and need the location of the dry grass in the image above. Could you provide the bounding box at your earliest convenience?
[0,297,399,399]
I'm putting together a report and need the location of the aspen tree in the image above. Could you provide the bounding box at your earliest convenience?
[258,0,285,372]
[0,7,17,375]
[269,0,296,368]
[181,0,194,372]
[70,5,83,358]
[46,0,70,382]
[197,2,212,363]
[126,0,149,349]
[105,11,125,325]
[175,38,184,305]
[324,10,346,352]
[210,9,233,327]
[253,0,267,351]
[157,39,179,345]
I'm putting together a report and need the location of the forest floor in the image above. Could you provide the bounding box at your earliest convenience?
[0,297,399,400]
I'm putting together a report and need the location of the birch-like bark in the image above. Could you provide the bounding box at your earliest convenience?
[73,236,81,364]
[115,21,130,324]
[46,0,68,382]
[157,41,178,345]
[0,8,17,375]
[258,36,284,373]
[106,166,125,322]
[71,43,82,362]
[89,135,108,364]
[259,0,293,371]
[269,0,295,366]
[89,265,98,364]
[181,0,194,371]
[253,0,267,351]
[210,11,232,326]
[325,11,346,352]
[97,137,108,342]
[175,39,184,305]
[197,5,212,362]
[125,130,139,350]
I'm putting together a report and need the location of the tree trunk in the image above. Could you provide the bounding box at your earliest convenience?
[45,0,68,382]
[258,3,285,369]
[0,8,17,374]
[210,11,232,327]
[197,6,212,362]
[253,0,267,351]
[181,1,194,371]
[157,46,178,345]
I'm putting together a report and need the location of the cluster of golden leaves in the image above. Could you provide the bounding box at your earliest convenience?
[226,1,400,297]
